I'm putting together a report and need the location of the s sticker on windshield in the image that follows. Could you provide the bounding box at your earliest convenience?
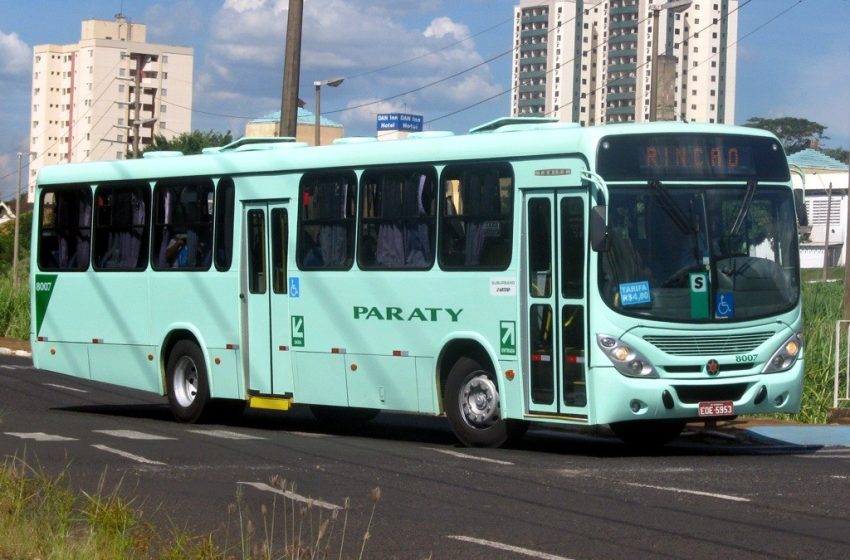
[619,281,651,306]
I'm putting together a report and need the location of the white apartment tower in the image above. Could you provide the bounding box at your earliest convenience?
[511,0,737,126]
[28,15,193,200]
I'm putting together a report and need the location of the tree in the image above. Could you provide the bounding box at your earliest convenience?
[140,130,233,156]
[743,116,828,154]
[822,147,850,166]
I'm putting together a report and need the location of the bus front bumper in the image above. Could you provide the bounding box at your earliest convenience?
[590,361,805,425]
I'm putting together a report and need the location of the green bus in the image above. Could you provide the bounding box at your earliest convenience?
[31,118,803,447]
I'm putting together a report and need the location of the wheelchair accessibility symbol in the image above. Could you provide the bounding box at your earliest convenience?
[289,277,300,298]
[715,292,734,318]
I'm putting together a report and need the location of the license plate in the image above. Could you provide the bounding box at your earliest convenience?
[698,400,734,417]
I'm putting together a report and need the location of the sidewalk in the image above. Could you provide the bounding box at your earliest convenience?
[0,337,31,358]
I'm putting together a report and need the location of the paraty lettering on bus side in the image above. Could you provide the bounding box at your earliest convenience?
[353,306,463,322]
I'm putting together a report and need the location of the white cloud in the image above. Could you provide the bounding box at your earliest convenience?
[196,0,502,136]
[145,1,204,42]
[0,30,30,76]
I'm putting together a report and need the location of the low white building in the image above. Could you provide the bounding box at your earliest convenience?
[789,149,850,268]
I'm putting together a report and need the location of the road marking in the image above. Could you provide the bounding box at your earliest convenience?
[448,535,575,560]
[4,432,77,442]
[91,444,166,465]
[43,383,89,393]
[94,430,176,440]
[831,475,849,480]
[238,482,341,511]
[625,482,750,502]
[187,429,266,440]
[288,431,331,438]
[424,447,514,466]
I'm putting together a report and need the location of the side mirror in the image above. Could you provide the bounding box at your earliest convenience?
[590,205,607,252]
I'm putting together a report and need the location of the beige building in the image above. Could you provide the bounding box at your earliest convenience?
[511,0,738,126]
[28,15,193,201]
[244,109,344,146]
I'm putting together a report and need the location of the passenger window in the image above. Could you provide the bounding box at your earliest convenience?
[152,179,215,270]
[439,162,514,269]
[358,166,436,269]
[214,177,235,271]
[38,186,92,272]
[297,171,356,269]
[93,183,151,271]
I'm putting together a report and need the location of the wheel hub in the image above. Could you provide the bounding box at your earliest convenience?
[173,356,199,408]
[460,374,500,428]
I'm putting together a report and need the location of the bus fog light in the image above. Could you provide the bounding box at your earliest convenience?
[630,399,642,413]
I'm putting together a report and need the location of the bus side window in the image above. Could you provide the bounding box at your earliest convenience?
[297,171,356,270]
[37,186,92,272]
[358,166,436,269]
[152,178,215,271]
[214,177,235,271]
[93,182,150,271]
[439,162,514,270]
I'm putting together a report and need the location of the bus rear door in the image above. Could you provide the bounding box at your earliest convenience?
[242,201,295,398]
[524,191,589,419]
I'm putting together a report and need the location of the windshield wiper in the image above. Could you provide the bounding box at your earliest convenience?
[728,178,758,236]
[649,180,696,234]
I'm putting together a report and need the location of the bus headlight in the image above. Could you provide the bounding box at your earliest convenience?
[762,333,803,373]
[597,334,658,378]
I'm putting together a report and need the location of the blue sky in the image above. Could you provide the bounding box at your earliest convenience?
[1,0,848,200]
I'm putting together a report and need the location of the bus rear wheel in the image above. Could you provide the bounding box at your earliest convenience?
[166,340,211,423]
[444,356,526,448]
[609,420,686,447]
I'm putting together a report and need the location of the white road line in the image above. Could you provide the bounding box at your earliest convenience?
[43,383,89,393]
[187,429,266,440]
[91,444,166,465]
[448,535,575,560]
[4,432,77,442]
[238,482,341,511]
[831,475,849,480]
[94,430,176,441]
[800,454,850,459]
[424,447,514,466]
[625,482,750,502]
[288,431,331,438]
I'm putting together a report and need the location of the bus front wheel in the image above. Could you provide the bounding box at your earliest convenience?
[166,340,211,423]
[444,356,526,448]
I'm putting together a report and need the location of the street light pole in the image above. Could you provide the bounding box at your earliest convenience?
[313,78,343,146]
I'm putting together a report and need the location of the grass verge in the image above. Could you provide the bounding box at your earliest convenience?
[0,455,380,559]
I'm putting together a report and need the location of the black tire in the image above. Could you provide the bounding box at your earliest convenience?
[444,356,527,448]
[610,420,686,447]
[165,340,211,423]
[310,405,380,429]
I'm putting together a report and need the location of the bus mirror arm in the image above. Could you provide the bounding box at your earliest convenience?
[590,205,608,252]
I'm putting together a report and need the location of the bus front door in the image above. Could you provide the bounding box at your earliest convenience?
[242,202,295,398]
[525,192,588,418]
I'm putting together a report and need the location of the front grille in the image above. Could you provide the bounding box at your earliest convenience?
[644,332,774,356]
[662,363,756,375]
[673,383,750,404]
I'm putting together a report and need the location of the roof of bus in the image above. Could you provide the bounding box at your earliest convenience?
[36,121,780,187]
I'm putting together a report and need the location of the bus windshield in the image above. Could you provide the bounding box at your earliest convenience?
[599,183,799,322]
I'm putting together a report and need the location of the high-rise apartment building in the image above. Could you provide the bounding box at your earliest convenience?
[28,15,193,200]
[511,0,737,126]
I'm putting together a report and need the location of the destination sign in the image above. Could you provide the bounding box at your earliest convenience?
[596,134,790,182]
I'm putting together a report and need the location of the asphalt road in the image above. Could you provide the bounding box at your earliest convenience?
[0,353,848,559]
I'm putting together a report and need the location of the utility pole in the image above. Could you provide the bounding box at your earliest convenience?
[12,153,22,288]
[132,53,143,158]
[823,181,833,281]
[279,0,303,138]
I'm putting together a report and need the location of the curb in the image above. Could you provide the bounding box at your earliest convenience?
[0,347,32,358]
